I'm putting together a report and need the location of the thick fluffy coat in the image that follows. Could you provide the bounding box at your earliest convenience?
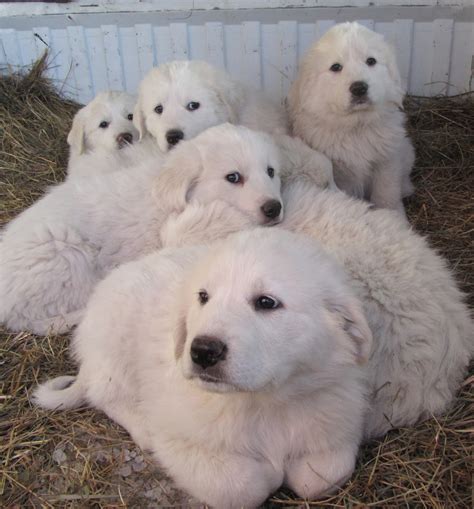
[287,22,415,212]
[280,183,473,437]
[0,124,282,335]
[67,91,141,177]
[34,229,372,508]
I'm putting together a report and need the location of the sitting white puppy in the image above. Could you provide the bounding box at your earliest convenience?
[134,60,288,152]
[0,124,283,335]
[281,183,473,438]
[34,229,372,508]
[287,22,415,212]
[66,91,142,178]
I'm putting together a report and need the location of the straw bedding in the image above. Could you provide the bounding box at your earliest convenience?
[1,57,472,508]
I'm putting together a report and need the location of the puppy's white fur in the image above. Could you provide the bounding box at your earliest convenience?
[34,229,372,508]
[0,124,282,335]
[280,183,473,437]
[67,91,141,177]
[287,22,415,212]
[134,60,288,152]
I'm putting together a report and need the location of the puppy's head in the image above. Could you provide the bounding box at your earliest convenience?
[154,123,283,225]
[68,91,138,158]
[289,22,403,118]
[134,60,242,152]
[175,229,372,394]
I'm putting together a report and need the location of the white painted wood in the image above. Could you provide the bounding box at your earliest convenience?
[205,22,225,70]
[430,19,455,95]
[135,24,155,78]
[0,29,22,68]
[120,26,141,93]
[2,1,472,19]
[448,22,474,94]
[242,21,262,89]
[169,23,189,60]
[67,26,94,102]
[278,21,297,100]
[102,24,124,91]
[1,10,471,101]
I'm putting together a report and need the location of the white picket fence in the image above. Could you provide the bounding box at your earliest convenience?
[0,2,472,104]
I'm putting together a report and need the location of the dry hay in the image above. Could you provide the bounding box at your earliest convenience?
[0,58,473,508]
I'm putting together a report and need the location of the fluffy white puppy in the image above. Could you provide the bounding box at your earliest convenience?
[34,229,372,508]
[0,124,283,335]
[67,91,141,177]
[287,22,415,212]
[280,183,473,437]
[134,60,288,152]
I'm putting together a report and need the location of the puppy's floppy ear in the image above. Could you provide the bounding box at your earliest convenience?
[327,296,373,366]
[153,140,203,213]
[67,108,86,157]
[133,97,147,140]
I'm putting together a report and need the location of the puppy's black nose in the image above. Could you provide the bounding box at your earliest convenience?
[350,81,369,97]
[117,132,133,146]
[261,199,282,219]
[166,129,184,146]
[191,337,227,369]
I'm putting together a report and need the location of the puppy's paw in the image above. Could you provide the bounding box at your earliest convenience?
[285,447,356,500]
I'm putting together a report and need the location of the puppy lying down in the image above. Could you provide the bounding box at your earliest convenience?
[34,229,372,508]
[280,183,473,438]
[0,124,284,335]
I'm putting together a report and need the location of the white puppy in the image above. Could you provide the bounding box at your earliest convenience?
[134,60,288,152]
[67,91,141,177]
[34,229,372,508]
[134,59,334,191]
[287,22,415,212]
[0,124,283,335]
[280,183,473,437]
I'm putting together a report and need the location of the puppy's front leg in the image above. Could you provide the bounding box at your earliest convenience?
[156,445,284,508]
[370,162,405,215]
[285,446,357,500]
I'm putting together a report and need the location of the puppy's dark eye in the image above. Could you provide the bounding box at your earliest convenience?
[330,63,343,72]
[99,121,109,129]
[186,102,200,111]
[226,172,242,184]
[267,167,275,178]
[127,113,133,121]
[198,290,209,305]
[255,295,281,311]
[366,57,377,67]
[154,104,163,115]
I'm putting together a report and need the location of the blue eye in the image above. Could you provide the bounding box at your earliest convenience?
[154,104,163,114]
[226,172,242,184]
[255,295,281,311]
[330,63,343,72]
[186,102,200,111]
[99,121,109,128]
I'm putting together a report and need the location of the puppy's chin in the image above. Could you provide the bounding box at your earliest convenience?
[193,375,239,394]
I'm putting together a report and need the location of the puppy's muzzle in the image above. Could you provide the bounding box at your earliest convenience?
[350,81,369,103]
[191,336,228,369]
[117,132,134,148]
[261,199,282,222]
[166,129,184,147]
